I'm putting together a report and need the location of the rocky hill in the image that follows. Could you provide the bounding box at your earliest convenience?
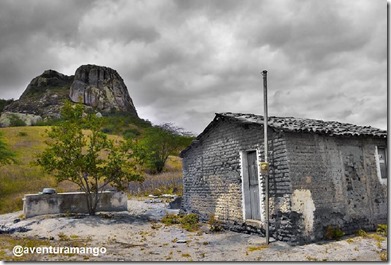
[0,65,138,126]
[70,65,137,115]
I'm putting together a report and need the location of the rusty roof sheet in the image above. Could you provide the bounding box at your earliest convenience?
[217,112,387,138]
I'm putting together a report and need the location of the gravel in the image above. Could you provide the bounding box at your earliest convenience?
[0,199,387,261]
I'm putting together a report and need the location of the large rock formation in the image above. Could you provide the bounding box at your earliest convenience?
[1,65,138,126]
[4,69,73,119]
[69,65,138,116]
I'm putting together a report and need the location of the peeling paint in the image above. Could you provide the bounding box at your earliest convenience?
[291,189,315,237]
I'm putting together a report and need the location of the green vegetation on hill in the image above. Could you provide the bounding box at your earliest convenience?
[0,120,193,214]
[0,127,57,213]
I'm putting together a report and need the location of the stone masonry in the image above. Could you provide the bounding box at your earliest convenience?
[180,113,387,244]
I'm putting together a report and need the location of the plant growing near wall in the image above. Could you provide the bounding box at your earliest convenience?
[208,214,224,232]
[180,213,200,232]
[36,101,144,215]
[376,224,387,236]
[324,225,345,240]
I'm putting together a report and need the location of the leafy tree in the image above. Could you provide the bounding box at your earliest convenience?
[0,132,17,166]
[133,123,194,174]
[36,101,144,215]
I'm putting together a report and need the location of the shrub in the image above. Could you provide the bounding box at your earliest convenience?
[161,213,201,232]
[9,115,26,127]
[376,224,387,236]
[379,251,387,261]
[208,214,223,232]
[161,214,181,225]
[355,229,368,237]
[123,128,140,139]
[101,127,113,134]
[324,225,345,240]
[180,213,200,232]
[17,132,28,137]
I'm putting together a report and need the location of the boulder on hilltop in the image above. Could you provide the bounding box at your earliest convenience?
[70,64,138,116]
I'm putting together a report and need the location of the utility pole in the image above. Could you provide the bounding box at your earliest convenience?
[261,70,269,244]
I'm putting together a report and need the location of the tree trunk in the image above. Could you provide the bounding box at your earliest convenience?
[85,192,96,215]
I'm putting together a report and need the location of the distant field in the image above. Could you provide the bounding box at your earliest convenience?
[0,126,183,214]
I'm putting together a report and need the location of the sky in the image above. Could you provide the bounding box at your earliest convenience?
[0,0,387,134]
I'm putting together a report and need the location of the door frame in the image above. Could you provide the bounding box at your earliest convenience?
[240,149,264,222]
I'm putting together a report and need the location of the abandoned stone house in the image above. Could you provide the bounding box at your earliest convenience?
[180,112,387,244]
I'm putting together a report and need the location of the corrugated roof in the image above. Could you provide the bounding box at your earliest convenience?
[218,112,387,137]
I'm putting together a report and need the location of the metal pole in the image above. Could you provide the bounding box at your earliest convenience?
[262,70,269,244]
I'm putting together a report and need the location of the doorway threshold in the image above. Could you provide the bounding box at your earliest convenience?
[245,219,263,228]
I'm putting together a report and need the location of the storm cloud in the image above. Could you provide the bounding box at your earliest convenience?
[0,0,386,134]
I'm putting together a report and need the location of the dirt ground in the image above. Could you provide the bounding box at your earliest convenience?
[0,198,387,262]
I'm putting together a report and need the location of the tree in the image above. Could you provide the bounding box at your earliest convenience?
[0,132,17,166]
[133,123,194,174]
[36,101,143,215]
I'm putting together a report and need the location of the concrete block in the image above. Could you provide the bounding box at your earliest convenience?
[23,191,128,218]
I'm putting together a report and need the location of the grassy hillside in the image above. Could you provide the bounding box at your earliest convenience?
[0,126,57,213]
[0,126,184,214]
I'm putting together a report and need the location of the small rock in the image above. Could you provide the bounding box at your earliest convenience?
[161,194,176,198]
[13,218,21,224]
[248,237,266,245]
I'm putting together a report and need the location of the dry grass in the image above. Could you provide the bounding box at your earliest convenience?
[247,244,269,252]
[0,126,58,213]
[128,158,183,196]
[0,126,130,214]
[0,234,52,261]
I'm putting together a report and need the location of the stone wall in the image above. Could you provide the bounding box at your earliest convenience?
[23,191,128,218]
[182,119,387,244]
[182,117,291,233]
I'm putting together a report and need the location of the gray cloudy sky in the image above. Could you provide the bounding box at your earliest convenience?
[0,0,387,134]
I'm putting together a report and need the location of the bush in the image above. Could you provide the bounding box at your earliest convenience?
[355,229,368,237]
[101,127,113,134]
[9,115,26,127]
[161,214,181,225]
[180,213,200,232]
[17,132,28,137]
[208,214,223,232]
[376,224,387,236]
[324,225,345,240]
[123,128,140,139]
[161,213,200,232]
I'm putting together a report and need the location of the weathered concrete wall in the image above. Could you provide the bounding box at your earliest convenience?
[23,191,128,218]
[284,132,387,243]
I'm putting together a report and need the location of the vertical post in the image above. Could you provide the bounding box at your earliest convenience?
[261,70,269,244]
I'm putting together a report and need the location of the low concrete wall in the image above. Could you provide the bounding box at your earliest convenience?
[23,191,128,218]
